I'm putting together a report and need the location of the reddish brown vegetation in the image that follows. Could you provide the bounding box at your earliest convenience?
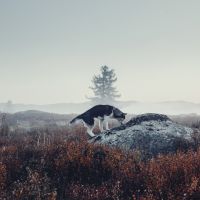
[0,126,200,199]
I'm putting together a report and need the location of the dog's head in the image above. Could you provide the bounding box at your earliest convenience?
[113,107,127,124]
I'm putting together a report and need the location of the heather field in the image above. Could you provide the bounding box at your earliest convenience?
[0,122,200,200]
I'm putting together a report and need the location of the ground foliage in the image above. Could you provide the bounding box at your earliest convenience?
[0,125,200,200]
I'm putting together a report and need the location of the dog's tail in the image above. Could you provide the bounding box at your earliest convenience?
[70,116,80,124]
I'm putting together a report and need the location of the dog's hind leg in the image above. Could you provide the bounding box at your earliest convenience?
[86,125,95,137]
[82,119,95,137]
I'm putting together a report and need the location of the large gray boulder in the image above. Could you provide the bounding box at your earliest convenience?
[90,113,195,158]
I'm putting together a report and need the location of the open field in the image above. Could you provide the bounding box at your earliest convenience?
[0,116,200,200]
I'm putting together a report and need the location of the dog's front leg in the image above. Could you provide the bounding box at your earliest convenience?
[99,120,104,132]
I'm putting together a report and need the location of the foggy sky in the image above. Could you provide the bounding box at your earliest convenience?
[0,0,200,104]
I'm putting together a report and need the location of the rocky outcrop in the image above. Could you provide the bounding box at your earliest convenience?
[90,113,195,158]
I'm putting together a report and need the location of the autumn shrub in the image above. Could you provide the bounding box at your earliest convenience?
[0,126,200,199]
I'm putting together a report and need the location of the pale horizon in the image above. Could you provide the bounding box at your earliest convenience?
[1,0,200,105]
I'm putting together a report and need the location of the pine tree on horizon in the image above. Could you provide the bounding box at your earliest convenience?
[89,65,120,104]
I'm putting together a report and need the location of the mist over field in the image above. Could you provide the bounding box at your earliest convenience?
[1,100,200,115]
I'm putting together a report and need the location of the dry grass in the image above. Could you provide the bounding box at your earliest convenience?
[0,125,200,199]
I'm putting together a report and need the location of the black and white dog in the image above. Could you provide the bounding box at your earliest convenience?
[70,105,127,137]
